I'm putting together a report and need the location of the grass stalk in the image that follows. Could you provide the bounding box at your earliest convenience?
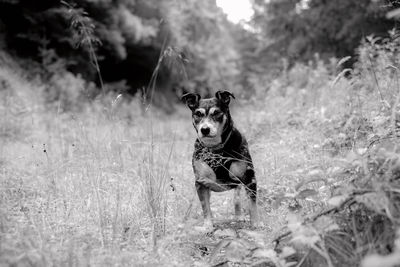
[62,1,105,95]
[368,55,385,107]
[391,67,400,133]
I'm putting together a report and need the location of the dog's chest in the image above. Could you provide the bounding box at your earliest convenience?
[193,142,247,186]
[195,147,228,169]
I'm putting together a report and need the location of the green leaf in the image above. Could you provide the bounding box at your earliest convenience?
[209,239,232,263]
[252,248,277,259]
[313,216,339,232]
[295,175,327,191]
[386,8,400,19]
[362,252,400,267]
[280,246,296,258]
[327,194,349,207]
[287,213,320,246]
[355,192,390,216]
[225,240,249,263]
[296,189,319,200]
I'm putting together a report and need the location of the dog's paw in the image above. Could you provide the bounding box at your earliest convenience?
[250,220,262,228]
[234,214,245,222]
[202,219,214,232]
[194,219,214,233]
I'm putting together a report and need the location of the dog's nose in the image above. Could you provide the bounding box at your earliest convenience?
[200,127,210,136]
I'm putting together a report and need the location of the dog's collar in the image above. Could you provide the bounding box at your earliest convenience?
[198,128,233,152]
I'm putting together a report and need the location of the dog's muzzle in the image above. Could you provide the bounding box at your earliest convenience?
[200,126,211,136]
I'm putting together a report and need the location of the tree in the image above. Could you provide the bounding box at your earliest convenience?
[251,0,397,70]
[0,0,243,105]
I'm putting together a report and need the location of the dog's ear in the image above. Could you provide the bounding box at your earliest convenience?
[181,93,201,110]
[215,90,235,105]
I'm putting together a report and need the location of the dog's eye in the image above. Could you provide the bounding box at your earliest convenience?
[212,111,222,117]
[194,111,204,117]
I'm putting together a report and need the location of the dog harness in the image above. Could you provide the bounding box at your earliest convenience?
[193,128,255,192]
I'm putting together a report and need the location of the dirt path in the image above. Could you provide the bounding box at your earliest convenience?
[169,117,333,266]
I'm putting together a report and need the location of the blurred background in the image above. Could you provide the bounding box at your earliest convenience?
[0,0,398,111]
[1,1,400,266]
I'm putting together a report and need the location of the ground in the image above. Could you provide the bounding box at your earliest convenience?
[2,53,399,266]
[0,84,334,266]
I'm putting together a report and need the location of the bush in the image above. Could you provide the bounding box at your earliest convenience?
[267,30,400,267]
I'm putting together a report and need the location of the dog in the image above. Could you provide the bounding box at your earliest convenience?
[181,90,258,229]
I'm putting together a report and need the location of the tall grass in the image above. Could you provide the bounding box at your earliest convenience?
[0,49,196,265]
[62,0,104,94]
[2,23,400,265]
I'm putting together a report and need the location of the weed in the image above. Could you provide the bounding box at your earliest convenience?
[62,1,104,94]
[2,20,400,267]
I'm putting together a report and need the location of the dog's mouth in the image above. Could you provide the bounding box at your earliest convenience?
[197,130,219,139]
[198,135,222,147]
[200,134,217,139]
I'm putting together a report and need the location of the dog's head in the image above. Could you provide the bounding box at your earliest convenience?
[181,90,235,148]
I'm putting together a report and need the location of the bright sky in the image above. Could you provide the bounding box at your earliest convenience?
[216,0,254,23]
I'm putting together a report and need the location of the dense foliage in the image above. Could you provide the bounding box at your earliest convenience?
[1,0,399,102]
[251,0,397,74]
[0,0,242,103]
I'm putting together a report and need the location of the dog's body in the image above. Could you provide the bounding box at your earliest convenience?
[182,91,258,228]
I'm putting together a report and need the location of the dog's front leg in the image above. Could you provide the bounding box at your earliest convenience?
[248,189,258,227]
[240,167,258,227]
[234,186,243,220]
[245,176,258,227]
[196,182,213,228]
[193,160,219,229]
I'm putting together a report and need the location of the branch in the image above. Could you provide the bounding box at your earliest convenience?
[272,196,357,249]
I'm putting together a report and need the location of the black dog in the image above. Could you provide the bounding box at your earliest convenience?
[182,90,258,228]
